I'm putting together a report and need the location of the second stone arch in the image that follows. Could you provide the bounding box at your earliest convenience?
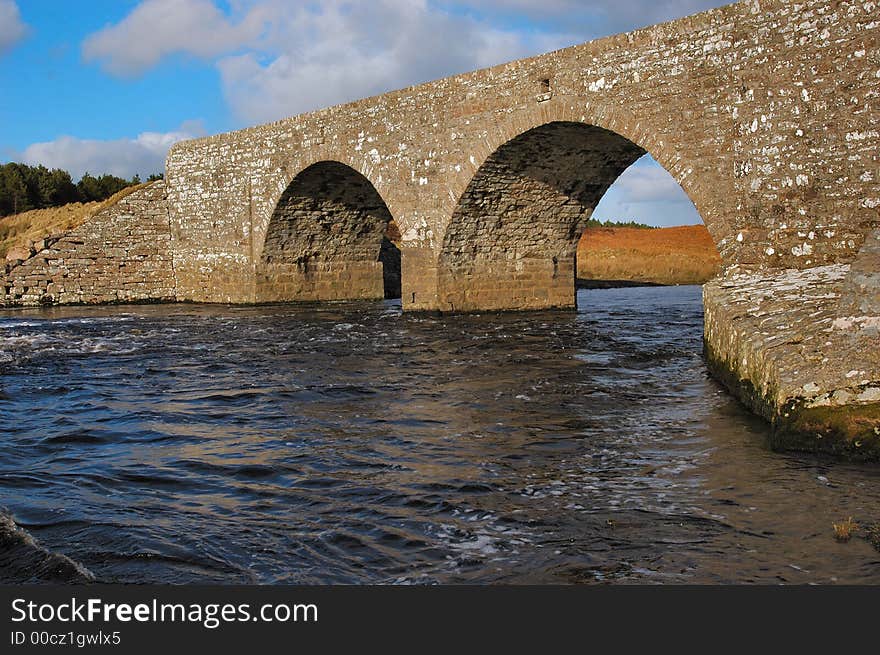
[256,160,402,303]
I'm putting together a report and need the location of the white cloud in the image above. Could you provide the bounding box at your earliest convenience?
[19,121,204,180]
[82,0,574,123]
[78,0,732,125]
[0,0,28,54]
[73,0,722,219]
[82,0,266,76]
[593,156,702,227]
[216,0,568,123]
[610,157,692,204]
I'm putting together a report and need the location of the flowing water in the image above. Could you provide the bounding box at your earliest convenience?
[1,286,878,584]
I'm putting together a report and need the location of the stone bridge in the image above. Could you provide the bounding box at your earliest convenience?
[2,0,878,456]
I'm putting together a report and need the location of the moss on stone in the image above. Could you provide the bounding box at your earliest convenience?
[705,336,880,461]
[703,337,776,423]
[773,401,880,461]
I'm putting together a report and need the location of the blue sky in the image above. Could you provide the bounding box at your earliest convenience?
[0,0,730,226]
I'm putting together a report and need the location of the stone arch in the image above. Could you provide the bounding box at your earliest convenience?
[442,98,727,246]
[436,100,726,312]
[254,145,402,261]
[255,160,400,302]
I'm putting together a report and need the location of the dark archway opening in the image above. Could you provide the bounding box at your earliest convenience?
[439,121,721,313]
[258,161,399,303]
[379,219,402,299]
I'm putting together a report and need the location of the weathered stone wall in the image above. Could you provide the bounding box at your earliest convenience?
[1,182,175,306]
[164,0,879,311]
[256,261,384,303]
[838,228,880,314]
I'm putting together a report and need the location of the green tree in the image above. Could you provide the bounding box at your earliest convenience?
[0,162,141,216]
[0,164,33,216]
[76,172,103,202]
[37,168,79,207]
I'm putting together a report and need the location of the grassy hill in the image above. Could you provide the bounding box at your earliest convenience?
[577,224,721,286]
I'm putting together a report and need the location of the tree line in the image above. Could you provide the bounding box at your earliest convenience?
[584,218,655,229]
[0,162,162,218]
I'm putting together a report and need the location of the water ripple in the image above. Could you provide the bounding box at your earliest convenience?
[1,287,879,584]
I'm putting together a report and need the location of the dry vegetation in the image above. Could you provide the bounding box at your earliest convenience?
[0,184,147,261]
[577,224,722,286]
[833,517,858,542]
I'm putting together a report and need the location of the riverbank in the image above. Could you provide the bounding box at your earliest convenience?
[577,225,721,286]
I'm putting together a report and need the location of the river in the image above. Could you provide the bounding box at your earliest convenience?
[1,286,878,584]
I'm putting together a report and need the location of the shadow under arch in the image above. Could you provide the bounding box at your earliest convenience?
[438,117,720,313]
[256,160,401,302]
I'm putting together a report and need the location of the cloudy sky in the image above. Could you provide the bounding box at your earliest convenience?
[0,0,731,226]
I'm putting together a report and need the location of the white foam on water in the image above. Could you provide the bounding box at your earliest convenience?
[0,320,45,329]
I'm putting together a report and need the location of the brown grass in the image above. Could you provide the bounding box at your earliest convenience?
[832,517,858,542]
[577,224,722,286]
[0,184,147,261]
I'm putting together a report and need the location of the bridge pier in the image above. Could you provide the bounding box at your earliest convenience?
[433,121,643,314]
[401,247,440,311]
[435,255,577,313]
[255,261,386,303]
